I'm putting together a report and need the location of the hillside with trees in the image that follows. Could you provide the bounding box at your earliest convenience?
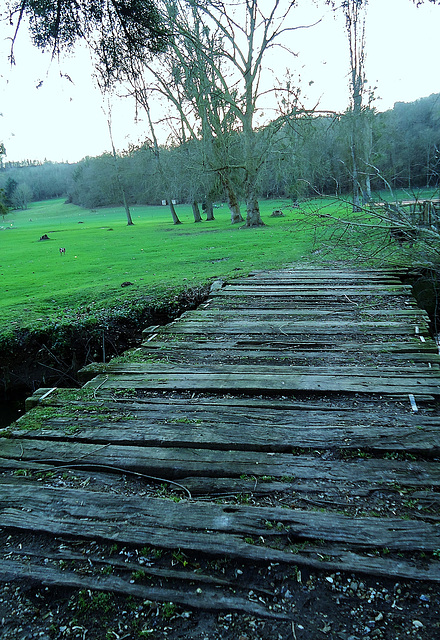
[0,161,75,210]
[1,94,438,212]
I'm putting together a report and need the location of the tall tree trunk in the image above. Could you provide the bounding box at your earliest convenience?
[245,190,264,227]
[204,199,215,221]
[142,96,182,225]
[122,188,134,226]
[361,111,373,204]
[344,0,368,213]
[426,147,430,188]
[107,109,134,226]
[223,176,243,224]
[350,130,362,212]
[192,200,202,222]
[243,111,265,227]
[169,200,182,225]
[364,173,371,203]
[242,74,264,225]
[241,2,265,228]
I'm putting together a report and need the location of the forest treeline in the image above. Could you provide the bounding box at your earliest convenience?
[1,92,439,215]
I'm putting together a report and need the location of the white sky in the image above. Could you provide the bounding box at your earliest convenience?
[0,0,438,163]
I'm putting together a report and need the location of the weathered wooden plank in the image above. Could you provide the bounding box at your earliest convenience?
[11,416,440,454]
[83,371,440,395]
[2,441,439,485]
[207,300,421,311]
[3,537,439,586]
[13,546,272,593]
[224,277,408,285]
[211,284,413,294]
[29,400,440,427]
[159,320,429,336]
[243,276,403,283]
[248,269,404,277]
[186,308,430,319]
[136,348,439,369]
[1,457,438,504]
[179,475,440,500]
[139,339,439,356]
[99,362,440,378]
[3,536,440,590]
[240,283,405,290]
[24,394,396,413]
[15,396,440,430]
[24,387,57,411]
[1,480,439,551]
[249,267,403,273]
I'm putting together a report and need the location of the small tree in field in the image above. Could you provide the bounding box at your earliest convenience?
[104,100,134,226]
[0,189,8,220]
[0,143,6,170]
[10,183,33,210]
[4,177,18,207]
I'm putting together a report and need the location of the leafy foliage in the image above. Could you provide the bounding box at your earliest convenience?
[6,0,168,82]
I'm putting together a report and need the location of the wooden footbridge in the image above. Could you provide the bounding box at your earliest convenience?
[1,267,440,621]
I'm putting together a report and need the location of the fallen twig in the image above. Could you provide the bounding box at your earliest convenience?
[343,294,358,306]
[292,621,297,640]
[93,375,109,398]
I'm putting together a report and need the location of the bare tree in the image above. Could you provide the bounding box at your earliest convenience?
[10,183,33,210]
[189,0,310,227]
[342,0,371,210]
[104,99,134,226]
[302,170,440,275]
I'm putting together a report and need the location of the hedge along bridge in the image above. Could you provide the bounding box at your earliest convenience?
[1,267,440,619]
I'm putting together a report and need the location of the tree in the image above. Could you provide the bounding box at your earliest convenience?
[4,177,18,206]
[70,154,122,207]
[163,2,245,224]
[187,0,305,227]
[117,4,242,223]
[114,0,312,227]
[0,143,5,170]
[10,183,33,209]
[0,189,8,220]
[142,97,182,225]
[105,100,134,225]
[342,0,373,210]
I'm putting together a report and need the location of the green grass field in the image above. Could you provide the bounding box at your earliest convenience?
[2,189,434,339]
[1,197,318,336]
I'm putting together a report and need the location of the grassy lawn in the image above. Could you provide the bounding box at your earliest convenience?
[1,197,317,337]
